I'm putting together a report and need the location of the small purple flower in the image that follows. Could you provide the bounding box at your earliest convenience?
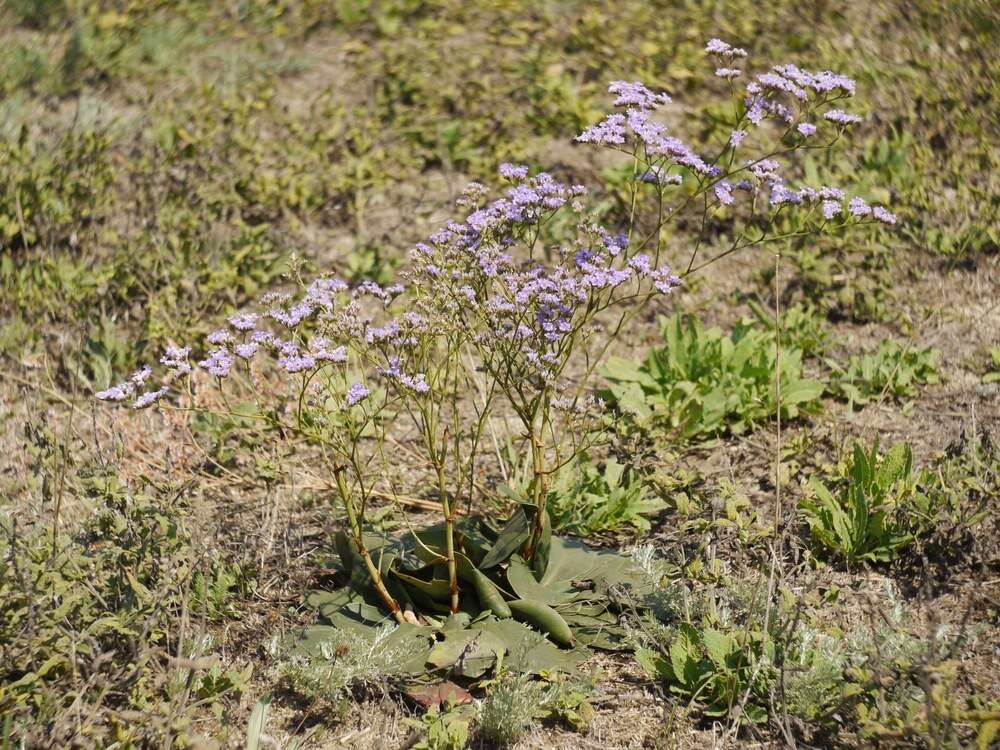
[228,313,259,331]
[250,329,274,346]
[161,346,192,376]
[819,186,845,200]
[96,383,131,402]
[748,159,782,182]
[797,123,817,137]
[499,163,529,180]
[343,383,370,409]
[575,113,628,145]
[278,354,316,373]
[770,183,802,205]
[714,180,735,206]
[715,68,741,79]
[234,342,259,360]
[872,206,898,225]
[366,321,400,345]
[822,200,842,220]
[639,167,683,185]
[755,72,807,100]
[651,266,681,293]
[848,197,872,217]
[311,337,348,363]
[746,99,766,126]
[199,348,234,378]
[207,328,232,345]
[607,81,671,110]
[824,109,862,126]
[729,129,748,148]
[129,366,152,388]
[269,301,314,329]
[705,38,747,58]
[628,254,652,274]
[133,386,168,410]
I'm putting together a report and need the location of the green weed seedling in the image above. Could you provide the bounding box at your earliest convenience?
[799,441,927,564]
[828,340,939,408]
[603,313,824,440]
[407,703,472,750]
[544,453,665,536]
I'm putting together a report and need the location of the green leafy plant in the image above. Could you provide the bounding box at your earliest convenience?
[639,623,776,723]
[603,314,824,440]
[746,301,832,359]
[799,441,927,564]
[408,703,472,750]
[542,454,665,535]
[828,340,939,406]
[627,568,784,724]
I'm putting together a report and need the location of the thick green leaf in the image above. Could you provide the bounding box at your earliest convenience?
[477,618,587,674]
[507,555,574,605]
[480,508,529,569]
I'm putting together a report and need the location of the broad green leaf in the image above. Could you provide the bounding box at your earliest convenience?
[507,555,574,605]
[702,628,732,669]
[669,634,695,687]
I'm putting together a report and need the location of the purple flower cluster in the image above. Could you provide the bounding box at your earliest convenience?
[199,348,234,378]
[379,357,430,394]
[824,109,863,126]
[401,166,683,384]
[607,80,672,110]
[96,365,152,402]
[97,40,899,417]
[343,382,370,409]
[705,38,748,58]
[576,82,715,177]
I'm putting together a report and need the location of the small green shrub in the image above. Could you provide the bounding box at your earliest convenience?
[631,578,779,724]
[799,442,928,564]
[475,672,546,747]
[275,624,412,709]
[603,314,824,440]
[636,621,775,723]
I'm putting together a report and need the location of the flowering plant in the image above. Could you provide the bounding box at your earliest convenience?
[100,40,895,636]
